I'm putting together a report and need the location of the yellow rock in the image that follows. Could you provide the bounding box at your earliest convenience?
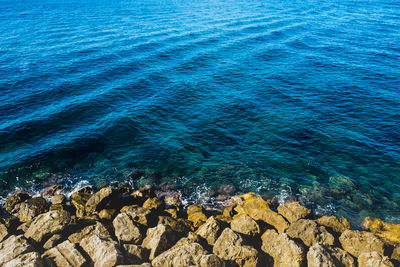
[188,211,207,228]
[362,217,400,243]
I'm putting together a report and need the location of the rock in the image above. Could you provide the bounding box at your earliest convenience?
[80,234,124,267]
[234,196,289,233]
[188,211,208,228]
[230,214,260,237]
[152,241,222,267]
[158,216,192,233]
[143,197,163,211]
[51,194,66,205]
[358,252,394,267]
[339,230,386,257]
[307,243,355,267]
[0,235,35,265]
[164,208,179,219]
[117,264,151,267]
[68,221,112,243]
[316,216,351,233]
[195,216,224,245]
[71,190,92,217]
[121,205,156,227]
[261,229,306,267]
[25,210,71,243]
[213,228,260,266]
[99,209,117,220]
[123,244,150,264]
[41,185,63,197]
[85,187,117,214]
[43,234,63,250]
[187,204,204,215]
[5,192,31,214]
[198,254,226,267]
[142,224,178,260]
[277,202,311,223]
[3,252,43,267]
[391,246,400,262]
[164,192,182,207]
[362,217,400,243]
[16,197,49,222]
[0,221,8,242]
[113,213,144,244]
[286,219,335,247]
[131,186,156,205]
[42,240,87,267]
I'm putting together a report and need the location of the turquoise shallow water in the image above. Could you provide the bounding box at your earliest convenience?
[0,0,399,224]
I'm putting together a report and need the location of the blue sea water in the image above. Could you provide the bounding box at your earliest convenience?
[0,0,399,224]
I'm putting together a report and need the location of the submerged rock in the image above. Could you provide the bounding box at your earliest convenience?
[362,217,400,243]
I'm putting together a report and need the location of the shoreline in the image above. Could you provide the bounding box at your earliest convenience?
[0,184,399,266]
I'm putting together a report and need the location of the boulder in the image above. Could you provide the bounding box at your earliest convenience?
[158,216,192,233]
[196,216,224,245]
[230,214,260,236]
[164,191,182,208]
[152,241,224,267]
[0,235,35,265]
[3,252,43,267]
[116,264,151,267]
[5,192,31,214]
[316,216,351,233]
[85,187,117,214]
[16,197,49,222]
[99,209,117,220]
[51,194,66,205]
[113,213,144,244]
[187,204,204,215]
[143,197,163,211]
[0,221,8,242]
[234,196,289,233]
[71,191,91,217]
[121,205,156,227]
[261,229,306,267]
[43,234,63,250]
[277,202,311,223]
[362,217,400,243]
[24,210,71,243]
[286,219,335,247]
[188,211,208,228]
[358,252,394,267]
[307,243,355,267]
[391,246,400,262]
[142,224,178,260]
[131,186,156,205]
[339,230,386,257]
[123,244,150,264]
[164,208,179,219]
[80,234,124,267]
[42,240,87,267]
[68,221,112,243]
[213,228,260,266]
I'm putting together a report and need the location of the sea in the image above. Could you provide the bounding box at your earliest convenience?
[0,0,399,225]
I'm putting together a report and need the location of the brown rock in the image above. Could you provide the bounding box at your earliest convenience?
[277,202,311,223]
[316,216,351,233]
[261,229,306,267]
[230,214,260,236]
[16,197,49,222]
[164,192,182,208]
[286,219,335,247]
[164,208,179,219]
[391,246,400,262]
[71,190,92,217]
[142,224,178,260]
[307,243,355,267]
[3,252,43,267]
[143,197,163,211]
[51,194,66,205]
[113,213,144,244]
[158,216,192,233]
[41,185,63,197]
[80,234,124,267]
[213,228,260,267]
[362,217,400,243]
[187,204,204,215]
[196,216,224,245]
[121,205,156,227]
[99,209,117,220]
[68,221,112,244]
[0,235,35,265]
[131,186,156,204]
[358,252,394,267]
[339,230,386,257]
[188,211,208,228]
[85,187,117,214]
[43,234,63,250]
[5,192,31,214]
[123,244,150,264]
[24,210,71,243]
[42,240,87,267]
[234,196,289,233]
[0,221,8,242]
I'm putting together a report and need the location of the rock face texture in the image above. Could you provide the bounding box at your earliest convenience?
[1,187,399,267]
[261,229,306,267]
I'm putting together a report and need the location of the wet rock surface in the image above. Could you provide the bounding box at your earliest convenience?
[0,185,399,266]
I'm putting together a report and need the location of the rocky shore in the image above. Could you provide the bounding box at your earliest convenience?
[1,184,400,267]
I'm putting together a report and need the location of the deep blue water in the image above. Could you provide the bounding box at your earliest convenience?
[0,0,399,224]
